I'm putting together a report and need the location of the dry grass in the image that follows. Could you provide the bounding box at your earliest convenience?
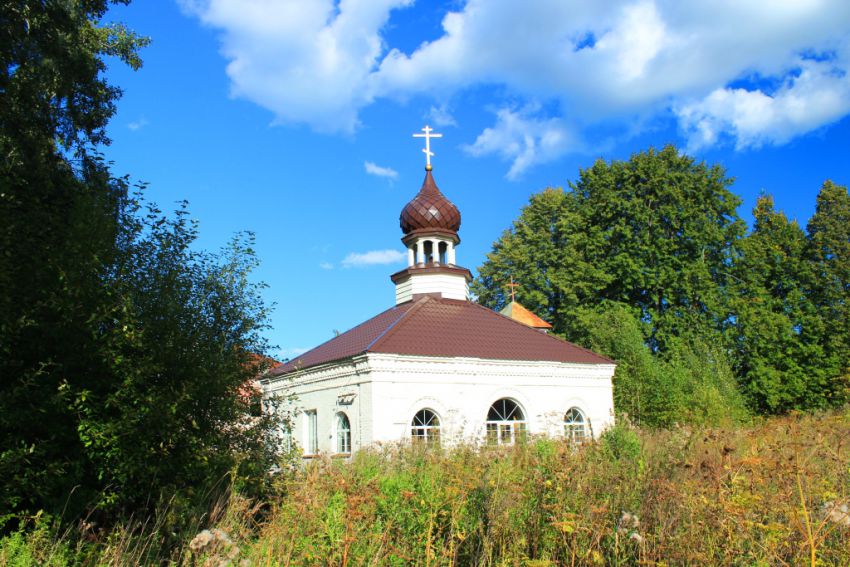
[3,410,849,565]
[239,410,849,566]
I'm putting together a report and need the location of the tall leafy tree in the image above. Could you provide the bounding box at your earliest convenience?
[0,2,281,526]
[729,196,832,413]
[475,145,745,350]
[568,145,744,350]
[474,188,607,329]
[1,0,148,523]
[474,146,747,424]
[806,180,850,403]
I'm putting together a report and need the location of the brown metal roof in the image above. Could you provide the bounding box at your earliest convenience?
[399,169,461,235]
[267,296,612,377]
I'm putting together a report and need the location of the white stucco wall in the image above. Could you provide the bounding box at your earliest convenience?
[262,355,374,457]
[262,353,615,457]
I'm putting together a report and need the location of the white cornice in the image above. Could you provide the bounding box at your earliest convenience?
[262,352,615,395]
[366,353,615,379]
[261,354,371,391]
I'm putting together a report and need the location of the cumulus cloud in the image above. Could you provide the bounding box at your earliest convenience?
[181,0,414,133]
[319,261,334,270]
[183,0,850,170]
[364,161,399,180]
[464,105,583,179]
[676,46,850,151]
[341,249,406,267]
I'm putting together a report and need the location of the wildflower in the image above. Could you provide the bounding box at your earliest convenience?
[189,530,215,553]
[210,528,233,547]
[617,511,640,533]
[821,501,850,527]
[629,532,644,545]
[189,527,241,566]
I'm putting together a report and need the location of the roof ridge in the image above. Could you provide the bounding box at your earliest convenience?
[268,303,411,375]
[367,296,433,352]
[463,299,615,364]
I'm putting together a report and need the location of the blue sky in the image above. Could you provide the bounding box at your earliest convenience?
[103,0,850,360]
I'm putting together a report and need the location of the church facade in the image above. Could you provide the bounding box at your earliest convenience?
[261,129,615,457]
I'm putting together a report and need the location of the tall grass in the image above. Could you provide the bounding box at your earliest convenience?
[247,411,849,566]
[3,410,849,565]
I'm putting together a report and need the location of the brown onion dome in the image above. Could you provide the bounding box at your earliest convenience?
[400,169,461,235]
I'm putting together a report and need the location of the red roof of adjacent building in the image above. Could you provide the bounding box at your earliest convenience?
[500,301,553,329]
[267,295,612,377]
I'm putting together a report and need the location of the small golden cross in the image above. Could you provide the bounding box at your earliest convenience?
[505,277,520,303]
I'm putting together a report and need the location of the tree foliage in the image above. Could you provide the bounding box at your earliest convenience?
[728,196,835,413]
[474,146,747,424]
[807,181,850,399]
[475,146,744,351]
[0,1,281,526]
[474,146,847,423]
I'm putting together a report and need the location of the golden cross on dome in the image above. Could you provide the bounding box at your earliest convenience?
[413,125,442,169]
[506,277,520,302]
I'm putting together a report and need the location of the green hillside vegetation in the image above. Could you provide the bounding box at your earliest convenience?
[3,411,848,565]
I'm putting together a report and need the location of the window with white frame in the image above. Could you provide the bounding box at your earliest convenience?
[563,407,589,445]
[486,398,526,445]
[411,409,441,445]
[305,410,318,455]
[336,412,351,454]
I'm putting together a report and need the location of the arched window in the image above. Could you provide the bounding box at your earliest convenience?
[486,398,526,445]
[411,409,441,445]
[564,407,589,445]
[335,412,351,454]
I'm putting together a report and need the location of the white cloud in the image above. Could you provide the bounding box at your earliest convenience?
[341,249,406,267]
[364,161,399,180]
[184,0,850,169]
[319,261,334,270]
[181,0,414,133]
[676,47,850,151]
[464,106,583,179]
[427,104,457,128]
[128,117,149,131]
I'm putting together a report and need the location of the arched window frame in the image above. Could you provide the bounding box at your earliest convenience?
[411,408,441,445]
[485,398,527,446]
[335,412,351,455]
[563,407,590,445]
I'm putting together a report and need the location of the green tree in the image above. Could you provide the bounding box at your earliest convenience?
[806,180,850,403]
[573,303,745,427]
[571,303,673,426]
[568,145,744,349]
[1,0,148,524]
[474,146,747,424]
[474,146,745,351]
[473,187,606,329]
[729,195,835,413]
[0,1,282,526]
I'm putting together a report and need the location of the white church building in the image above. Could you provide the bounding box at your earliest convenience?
[261,127,615,458]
